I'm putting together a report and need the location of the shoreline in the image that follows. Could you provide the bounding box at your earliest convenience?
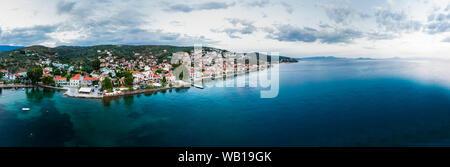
[103,85,190,98]
[2,62,295,99]
[0,84,35,88]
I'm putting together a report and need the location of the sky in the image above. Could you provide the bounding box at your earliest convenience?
[0,0,450,58]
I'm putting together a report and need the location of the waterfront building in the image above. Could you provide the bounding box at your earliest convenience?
[70,74,82,87]
[81,76,98,87]
[55,77,68,86]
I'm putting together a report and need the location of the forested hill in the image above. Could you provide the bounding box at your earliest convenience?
[0,45,296,73]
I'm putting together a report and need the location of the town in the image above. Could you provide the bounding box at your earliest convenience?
[0,47,280,98]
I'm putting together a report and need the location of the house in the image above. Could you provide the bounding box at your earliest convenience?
[81,76,98,87]
[70,74,82,87]
[43,67,52,74]
[153,74,161,83]
[118,78,125,85]
[54,77,68,86]
[165,73,176,82]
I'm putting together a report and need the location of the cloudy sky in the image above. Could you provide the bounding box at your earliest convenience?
[0,0,450,58]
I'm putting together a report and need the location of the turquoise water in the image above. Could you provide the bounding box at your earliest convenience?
[1,60,450,146]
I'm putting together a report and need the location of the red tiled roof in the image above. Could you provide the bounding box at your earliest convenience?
[55,77,66,81]
[83,77,98,81]
[70,74,81,80]
[0,69,7,72]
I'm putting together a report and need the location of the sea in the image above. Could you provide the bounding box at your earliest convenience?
[1,59,450,146]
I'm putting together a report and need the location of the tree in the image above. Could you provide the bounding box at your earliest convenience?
[42,76,55,86]
[102,77,113,92]
[27,67,43,85]
[92,59,101,71]
[162,76,167,87]
[52,68,62,76]
[124,71,134,89]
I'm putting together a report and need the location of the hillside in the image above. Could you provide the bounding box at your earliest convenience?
[0,45,296,73]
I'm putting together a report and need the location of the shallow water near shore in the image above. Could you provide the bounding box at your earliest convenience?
[1,59,450,146]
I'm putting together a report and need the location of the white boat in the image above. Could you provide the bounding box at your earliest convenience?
[22,108,30,111]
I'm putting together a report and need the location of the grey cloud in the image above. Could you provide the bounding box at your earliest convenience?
[322,5,371,25]
[212,18,257,39]
[374,9,422,33]
[426,22,450,34]
[247,0,270,8]
[281,2,293,14]
[167,4,194,12]
[57,1,76,15]
[166,2,235,13]
[265,25,318,42]
[425,12,450,34]
[1,0,215,46]
[325,7,352,24]
[265,24,364,44]
[0,25,57,45]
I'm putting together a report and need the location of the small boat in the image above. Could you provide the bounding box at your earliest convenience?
[22,108,30,111]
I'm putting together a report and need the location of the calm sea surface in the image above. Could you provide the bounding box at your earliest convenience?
[1,59,450,146]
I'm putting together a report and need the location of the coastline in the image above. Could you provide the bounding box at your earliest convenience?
[103,85,190,98]
[0,84,35,88]
[2,62,295,99]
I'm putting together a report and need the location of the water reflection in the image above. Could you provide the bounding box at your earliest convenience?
[123,95,134,106]
[25,88,56,102]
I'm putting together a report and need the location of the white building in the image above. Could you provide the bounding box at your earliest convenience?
[70,74,82,87]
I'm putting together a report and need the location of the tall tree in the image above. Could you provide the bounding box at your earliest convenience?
[124,71,134,88]
[42,76,55,86]
[27,67,43,85]
[102,77,113,92]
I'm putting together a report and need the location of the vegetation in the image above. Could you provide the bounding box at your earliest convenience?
[42,76,55,86]
[102,77,113,92]
[123,71,134,89]
[26,67,43,85]
[0,45,296,73]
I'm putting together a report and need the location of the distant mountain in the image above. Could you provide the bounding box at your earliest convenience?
[0,45,24,52]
